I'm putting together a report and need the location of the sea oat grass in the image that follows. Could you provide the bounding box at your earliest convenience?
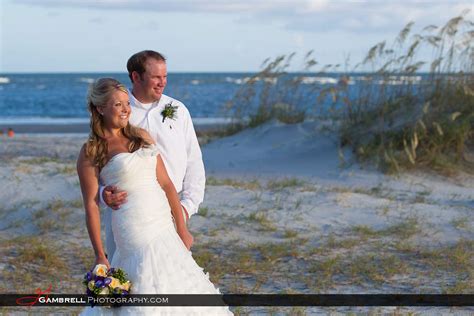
[21,157,61,164]
[283,229,299,239]
[266,178,305,190]
[224,12,473,175]
[451,216,469,230]
[198,206,209,217]
[56,164,77,175]
[206,177,261,190]
[247,211,277,232]
[337,13,474,174]
[352,217,419,240]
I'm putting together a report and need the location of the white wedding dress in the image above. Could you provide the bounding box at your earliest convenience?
[81,145,233,315]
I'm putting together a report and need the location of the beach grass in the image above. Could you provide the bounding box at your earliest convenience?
[223,11,473,175]
[197,206,209,217]
[206,176,261,191]
[335,12,474,174]
[266,178,305,190]
[352,217,419,240]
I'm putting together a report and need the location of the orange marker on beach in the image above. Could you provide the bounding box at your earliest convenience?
[7,128,14,137]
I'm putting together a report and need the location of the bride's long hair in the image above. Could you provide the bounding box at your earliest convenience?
[85,78,151,169]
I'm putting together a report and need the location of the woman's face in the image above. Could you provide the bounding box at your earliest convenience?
[100,89,131,129]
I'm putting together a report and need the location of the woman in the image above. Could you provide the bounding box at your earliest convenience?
[77,78,232,315]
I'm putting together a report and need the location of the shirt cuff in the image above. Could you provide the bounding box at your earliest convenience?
[180,200,197,218]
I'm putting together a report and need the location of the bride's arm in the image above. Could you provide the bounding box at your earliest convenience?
[155,154,194,250]
[77,145,110,268]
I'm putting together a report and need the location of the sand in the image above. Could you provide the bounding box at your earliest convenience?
[0,121,473,315]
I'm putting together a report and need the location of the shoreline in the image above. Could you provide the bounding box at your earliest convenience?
[0,120,232,134]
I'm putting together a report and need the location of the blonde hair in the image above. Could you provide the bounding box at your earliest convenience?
[85,77,151,169]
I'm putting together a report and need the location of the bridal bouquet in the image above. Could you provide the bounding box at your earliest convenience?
[83,264,132,297]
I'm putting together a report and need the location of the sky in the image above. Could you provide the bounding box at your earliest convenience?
[1,0,472,73]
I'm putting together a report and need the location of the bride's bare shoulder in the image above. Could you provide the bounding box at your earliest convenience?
[77,142,96,168]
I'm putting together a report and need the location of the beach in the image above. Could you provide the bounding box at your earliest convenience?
[0,117,233,135]
[0,120,473,315]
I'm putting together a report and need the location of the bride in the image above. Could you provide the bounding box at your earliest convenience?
[77,78,233,315]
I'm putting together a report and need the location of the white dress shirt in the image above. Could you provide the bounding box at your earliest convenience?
[128,92,206,217]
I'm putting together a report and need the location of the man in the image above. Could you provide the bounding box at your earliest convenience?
[101,50,205,260]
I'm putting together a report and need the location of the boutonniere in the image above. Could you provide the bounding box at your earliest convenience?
[161,101,178,129]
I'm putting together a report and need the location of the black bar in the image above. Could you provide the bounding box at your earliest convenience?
[0,294,473,307]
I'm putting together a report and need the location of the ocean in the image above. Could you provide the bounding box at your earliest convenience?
[0,72,426,128]
[0,73,249,125]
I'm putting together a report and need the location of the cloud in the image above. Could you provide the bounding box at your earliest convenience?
[12,0,298,13]
[283,2,472,34]
[12,0,472,34]
[88,17,103,24]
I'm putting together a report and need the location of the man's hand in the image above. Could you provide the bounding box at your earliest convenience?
[103,185,127,210]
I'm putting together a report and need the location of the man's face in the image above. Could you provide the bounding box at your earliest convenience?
[134,59,167,103]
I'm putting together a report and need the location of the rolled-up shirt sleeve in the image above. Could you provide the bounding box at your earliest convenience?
[180,107,205,217]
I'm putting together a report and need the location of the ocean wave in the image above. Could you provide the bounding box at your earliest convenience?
[225,76,277,85]
[380,76,422,85]
[225,77,247,85]
[190,80,200,85]
[0,77,11,84]
[79,77,95,84]
[193,117,234,125]
[354,75,422,85]
[300,76,339,85]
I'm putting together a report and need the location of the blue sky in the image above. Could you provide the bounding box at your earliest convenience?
[1,0,472,73]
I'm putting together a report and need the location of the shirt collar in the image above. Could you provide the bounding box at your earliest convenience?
[128,89,165,110]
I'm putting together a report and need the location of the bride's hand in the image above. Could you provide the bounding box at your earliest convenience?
[95,255,111,270]
[177,228,194,250]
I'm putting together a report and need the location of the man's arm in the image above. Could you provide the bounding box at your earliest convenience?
[180,106,206,218]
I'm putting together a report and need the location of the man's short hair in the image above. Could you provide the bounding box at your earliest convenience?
[127,50,166,83]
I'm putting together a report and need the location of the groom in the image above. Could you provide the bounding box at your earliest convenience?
[101,50,205,260]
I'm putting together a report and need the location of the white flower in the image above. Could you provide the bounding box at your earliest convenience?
[109,277,121,289]
[121,281,131,291]
[99,287,110,295]
[88,281,95,291]
[93,264,108,277]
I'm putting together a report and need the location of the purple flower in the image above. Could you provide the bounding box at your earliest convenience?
[94,275,104,282]
[95,280,104,288]
[121,290,129,296]
[104,278,112,286]
[86,272,92,282]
